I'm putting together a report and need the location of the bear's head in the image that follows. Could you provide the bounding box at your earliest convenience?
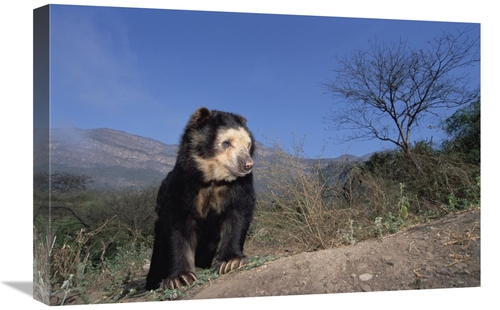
[187,107,255,182]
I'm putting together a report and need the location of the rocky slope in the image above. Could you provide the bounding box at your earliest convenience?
[34,128,178,188]
[33,127,367,189]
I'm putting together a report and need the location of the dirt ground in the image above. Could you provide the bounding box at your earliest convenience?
[62,208,479,305]
[181,208,480,300]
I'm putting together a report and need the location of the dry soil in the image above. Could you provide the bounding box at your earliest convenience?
[182,209,480,300]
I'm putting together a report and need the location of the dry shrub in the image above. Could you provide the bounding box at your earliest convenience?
[252,138,479,253]
[255,143,355,250]
[33,226,52,305]
[253,140,414,252]
[51,216,116,286]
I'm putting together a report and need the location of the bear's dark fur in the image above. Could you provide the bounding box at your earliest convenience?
[145,107,256,290]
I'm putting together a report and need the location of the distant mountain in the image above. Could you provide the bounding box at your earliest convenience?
[33,128,372,189]
[34,128,179,189]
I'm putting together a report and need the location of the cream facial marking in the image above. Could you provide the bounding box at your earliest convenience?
[193,127,254,182]
[215,128,252,152]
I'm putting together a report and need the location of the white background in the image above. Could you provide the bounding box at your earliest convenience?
[0,1,495,309]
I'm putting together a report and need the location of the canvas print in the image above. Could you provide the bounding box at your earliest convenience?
[33,4,480,306]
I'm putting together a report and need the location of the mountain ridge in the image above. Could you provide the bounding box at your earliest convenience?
[34,127,371,189]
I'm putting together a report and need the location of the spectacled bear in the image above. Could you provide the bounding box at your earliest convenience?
[145,107,256,290]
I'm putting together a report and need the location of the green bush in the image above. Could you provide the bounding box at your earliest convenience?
[360,142,480,215]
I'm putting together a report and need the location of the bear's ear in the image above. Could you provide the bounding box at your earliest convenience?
[237,115,247,125]
[190,107,211,126]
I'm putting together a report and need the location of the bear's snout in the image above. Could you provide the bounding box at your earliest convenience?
[243,158,254,172]
[238,154,254,173]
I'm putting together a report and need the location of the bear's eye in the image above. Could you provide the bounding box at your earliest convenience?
[222,140,231,149]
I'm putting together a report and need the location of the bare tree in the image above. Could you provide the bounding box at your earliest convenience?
[323,28,479,155]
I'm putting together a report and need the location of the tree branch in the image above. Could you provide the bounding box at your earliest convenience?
[324,27,479,153]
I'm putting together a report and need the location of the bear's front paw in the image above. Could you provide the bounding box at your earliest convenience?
[160,272,198,290]
[217,257,248,274]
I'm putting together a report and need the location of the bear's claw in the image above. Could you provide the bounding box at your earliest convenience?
[218,257,248,274]
[161,272,198,290]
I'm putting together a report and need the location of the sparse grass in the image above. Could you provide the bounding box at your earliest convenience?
[33,227,52,305]
[138,254,278,302]
[88,240,152,303]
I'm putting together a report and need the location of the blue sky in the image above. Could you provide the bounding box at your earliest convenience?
[47,4,480,158]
